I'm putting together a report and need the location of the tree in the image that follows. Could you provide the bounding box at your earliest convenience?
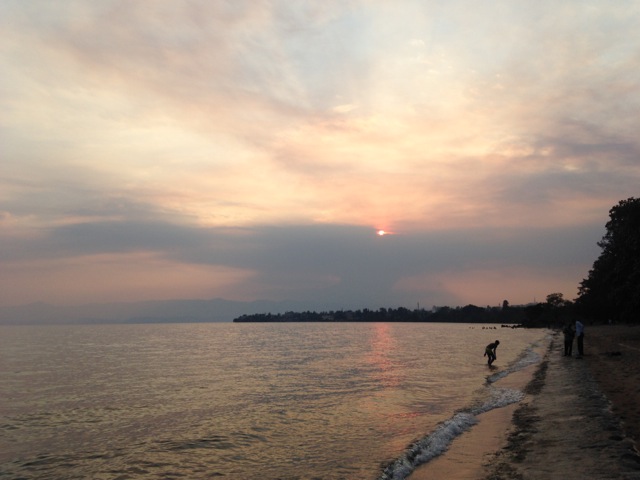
[546,292,567,308]
[577,197,640,323]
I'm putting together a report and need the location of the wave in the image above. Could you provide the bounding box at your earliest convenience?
[378,341,544,480]
[485,344,542,384]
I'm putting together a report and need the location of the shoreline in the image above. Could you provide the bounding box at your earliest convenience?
[408,337,548,480]
[410,326,640,480]
[483,327,640,479]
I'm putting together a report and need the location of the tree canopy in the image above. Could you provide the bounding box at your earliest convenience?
[577,197,640,323]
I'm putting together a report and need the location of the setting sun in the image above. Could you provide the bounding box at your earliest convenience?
[377,230,387,236]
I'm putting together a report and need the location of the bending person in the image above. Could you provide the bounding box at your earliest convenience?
[484,340,500,366]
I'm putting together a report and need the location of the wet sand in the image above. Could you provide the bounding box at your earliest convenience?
[410,325,640,480]
[586,324,640,452]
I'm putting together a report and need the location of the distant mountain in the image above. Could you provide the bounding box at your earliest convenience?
[0,298,310,325]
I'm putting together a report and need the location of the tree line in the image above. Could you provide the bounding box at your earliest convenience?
[234,296,577,327]
[235,304,523,324]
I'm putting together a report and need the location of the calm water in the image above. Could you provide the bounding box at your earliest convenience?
[0,323,547,479]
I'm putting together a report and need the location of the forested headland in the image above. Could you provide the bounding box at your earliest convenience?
[233,298,565,326]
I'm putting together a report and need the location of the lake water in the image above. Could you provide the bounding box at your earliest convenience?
[0,322,548,479]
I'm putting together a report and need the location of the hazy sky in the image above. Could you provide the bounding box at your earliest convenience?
[2,1,639,310]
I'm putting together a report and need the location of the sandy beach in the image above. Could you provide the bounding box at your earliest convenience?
[410,325,640,480]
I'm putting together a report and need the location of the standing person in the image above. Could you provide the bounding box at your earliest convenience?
[484,340,500,366]
[575,319,585,358]
[563,322,575,357]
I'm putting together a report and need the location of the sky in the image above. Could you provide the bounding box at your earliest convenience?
[1,0,639,311]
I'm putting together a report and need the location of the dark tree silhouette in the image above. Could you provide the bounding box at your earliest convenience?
[546,292,567,308]
[577,197,640,323]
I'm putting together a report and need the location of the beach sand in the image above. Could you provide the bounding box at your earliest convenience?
[409,325,640,480]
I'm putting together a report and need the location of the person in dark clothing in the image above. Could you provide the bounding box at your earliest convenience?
[575,319,585,357]
[563,322,575,356]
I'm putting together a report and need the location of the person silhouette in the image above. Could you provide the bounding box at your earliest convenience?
[575,320,584,358]
[563,322,575,356]
[484,340,500,366]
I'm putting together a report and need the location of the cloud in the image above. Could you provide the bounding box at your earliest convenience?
[0,252,253,306]
[0,214,604,307]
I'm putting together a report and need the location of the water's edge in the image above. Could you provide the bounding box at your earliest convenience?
[378,335,550,480]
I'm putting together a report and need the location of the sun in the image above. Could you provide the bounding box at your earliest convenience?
[377,230,387,236]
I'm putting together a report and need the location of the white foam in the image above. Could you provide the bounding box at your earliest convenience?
[379,412,477,480]
[486,346,541,384]
[472,386,525,415]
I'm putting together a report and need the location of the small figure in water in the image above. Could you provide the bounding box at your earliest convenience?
[484,340,500,366]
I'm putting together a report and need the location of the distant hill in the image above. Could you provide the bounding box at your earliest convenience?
[0,298,310,325]
[1,299,566,327]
